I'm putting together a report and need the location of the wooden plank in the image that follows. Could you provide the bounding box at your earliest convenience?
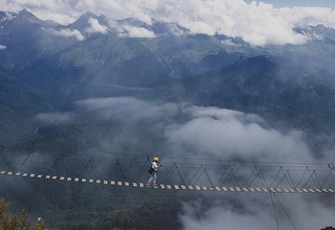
[15,172,20,176]
[202,186,207,191]
[249,188,255,192]
[37,175,42,178]
[289,189,295,193]
[229,187,235,192]
[117,181,122,186]
[7,172,13,175]
[236,187,242,192]
[222,187,228,192]
[302,189,308,193]
[209,186,215,191]
[60,177,65,181]
[315,189,322,193]
[52,176,57,180]
[188,186,193,190]
[322,189,328,193]
[45,175,51,179]
[276,188,282,193]
[283,188,289,193]
[215,186,221,191]
[139,183,144,188]
[195,186,201,190]
[242,187,248,192]
[104,180,108,185]
[23,173,28,177]
[132,183,137,187]
[181,185,186,190]
[89,179,94,183]
[309,189,315,193]
[256,188,262,192]
[167,185,172,190]
[96,180,101,184]
[296,189,302,193]
[160,184,165,189]
[125,182,129,186]
[328,189,335,193]
[263,188,269,192]
[67,177,72,182]
[74,178,79,182]
[0,171,5,174]
[111,181,115,185]
[82,178,86,182]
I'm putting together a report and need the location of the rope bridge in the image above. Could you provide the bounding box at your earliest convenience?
[1,150,335,194]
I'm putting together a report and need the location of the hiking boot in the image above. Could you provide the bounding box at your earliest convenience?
[146,183,151,187]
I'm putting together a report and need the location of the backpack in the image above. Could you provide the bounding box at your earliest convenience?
[148,167,155,174]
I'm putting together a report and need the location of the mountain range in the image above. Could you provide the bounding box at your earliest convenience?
[1,9,335,229]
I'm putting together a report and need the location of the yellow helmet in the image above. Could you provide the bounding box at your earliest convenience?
[153,157,159,162]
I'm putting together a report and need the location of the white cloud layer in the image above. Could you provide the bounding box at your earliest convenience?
[1,0,335,45]
[43,27,84,41]
[0,44,6,50]
[85,17,108,34]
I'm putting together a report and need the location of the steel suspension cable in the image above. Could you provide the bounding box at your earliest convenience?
[204,167,215,187]
[31,153,43,174]
[45,154,62,175]
[307,169,321,189]
[175,165,187,186]
[286,170,296,189]
[76,157,92,178]
[231,169,242,188]
[15,154,31,173]
[60,156,72,176]
[133,161,149,182]
[90,158,102,180]
[246,169,262,188]
[104,160,118,180]
[321,168,333,188]
[269,192,280,230]
[117,160,128,181]
[214,165,230,187]
[312,170,322,189]
[28,155,42,174]
[273,193,298,230]
[161,164,177,184]
[192,167,206,187]
[187,164,203,186]
[160,163,176,184]
[268,167,282,188]
[242,166,257,188]
[295,167,308,189]
[219,168,233,187]
[302,169,316,189]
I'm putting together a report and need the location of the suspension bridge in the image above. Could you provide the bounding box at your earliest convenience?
[1,149,335,194]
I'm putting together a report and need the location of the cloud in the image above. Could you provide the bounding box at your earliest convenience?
[35,112,75,125]
[165,105,311,163]
[43,27,84,40]
[119,25,156,38]
[76,97,315,165]
[180,194,335,230]
[0,45,6,50]
[2,0,335,45]
[85,17,108,34]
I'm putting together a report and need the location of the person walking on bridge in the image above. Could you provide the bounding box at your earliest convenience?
[147,157,160,187]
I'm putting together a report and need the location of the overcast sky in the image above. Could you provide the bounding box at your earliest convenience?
[1,0,335,46]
